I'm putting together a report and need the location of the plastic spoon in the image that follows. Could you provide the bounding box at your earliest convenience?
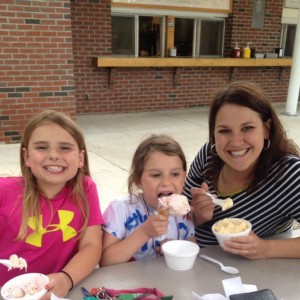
[205,192,233,211]
[0,257,27,270]
[0,259,16,269]
[200,254,239,274]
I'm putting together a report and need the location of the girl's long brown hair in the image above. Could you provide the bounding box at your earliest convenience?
[17,110,90,240]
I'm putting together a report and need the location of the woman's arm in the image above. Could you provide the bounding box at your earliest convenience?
[224,232,300,259]
[190,184,215,226]
[265,236,300,258]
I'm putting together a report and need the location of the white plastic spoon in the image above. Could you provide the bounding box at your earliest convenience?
[200,254,239,274]
[205,192,233,211]
[0,257,27,270]
[0,259,16,269]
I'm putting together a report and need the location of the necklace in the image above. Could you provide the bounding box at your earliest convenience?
[218,168,248,196]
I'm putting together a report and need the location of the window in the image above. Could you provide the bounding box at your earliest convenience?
[111,16,135,56]
[112,15,164,57]
[139,16,163,57]
[112,14,225,57]
[198,20,224,56]
[175,18,194,56]
[281,24,296,57]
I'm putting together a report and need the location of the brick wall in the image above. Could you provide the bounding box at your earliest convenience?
[0,0,75,143]
[71,0,292,117]
[0,0,294,143]
[224,0,283,55]
[70,0,111,113]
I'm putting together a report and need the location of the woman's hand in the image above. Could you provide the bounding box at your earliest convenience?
[141,214,169,238]
[190,182,215,226]
[223,232,270,259]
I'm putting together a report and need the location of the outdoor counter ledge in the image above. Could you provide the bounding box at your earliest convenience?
[94,57,292,68]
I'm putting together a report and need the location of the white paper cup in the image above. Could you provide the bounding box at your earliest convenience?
[212,218,252,248]
[162,240,200,270]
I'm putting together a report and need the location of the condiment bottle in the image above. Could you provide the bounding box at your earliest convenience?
[169,47,177,57]
[242,42,252,58]
[231,42,241,58]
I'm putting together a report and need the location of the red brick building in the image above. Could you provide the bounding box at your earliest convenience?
[0,0,297,143]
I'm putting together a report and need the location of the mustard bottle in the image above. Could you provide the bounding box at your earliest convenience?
[242,42,251,59]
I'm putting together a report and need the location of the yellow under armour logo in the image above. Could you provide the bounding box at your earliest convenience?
[26,210,77,247]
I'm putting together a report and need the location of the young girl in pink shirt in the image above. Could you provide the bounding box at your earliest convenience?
[0,110,103,299]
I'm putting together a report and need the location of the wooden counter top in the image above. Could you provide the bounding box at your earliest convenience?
[95,57,292,68]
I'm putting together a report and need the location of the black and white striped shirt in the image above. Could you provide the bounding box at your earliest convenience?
[183,143,300,247]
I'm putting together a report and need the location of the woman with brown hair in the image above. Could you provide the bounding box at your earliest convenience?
[184,81,300,259]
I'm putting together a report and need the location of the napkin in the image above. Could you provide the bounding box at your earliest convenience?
[191,276,257,300]
[222,277,257,298]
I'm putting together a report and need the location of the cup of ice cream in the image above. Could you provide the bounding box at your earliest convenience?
[212,218,252,248]
[1,273,49,300]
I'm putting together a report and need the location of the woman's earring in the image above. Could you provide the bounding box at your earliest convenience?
[25,161,31,167]
[264,139,271,150]
[211,143,218,156]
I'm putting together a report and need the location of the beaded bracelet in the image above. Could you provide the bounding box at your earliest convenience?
[59,270,74,291]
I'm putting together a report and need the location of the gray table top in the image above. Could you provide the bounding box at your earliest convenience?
[67,245,300,299]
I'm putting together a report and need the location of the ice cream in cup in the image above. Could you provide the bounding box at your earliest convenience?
[212,218,252,248]
[1,273,49,300]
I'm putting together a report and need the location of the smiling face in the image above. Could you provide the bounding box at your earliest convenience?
[136,151,186,209]
[214,104,270,176]
[23,122,85,198]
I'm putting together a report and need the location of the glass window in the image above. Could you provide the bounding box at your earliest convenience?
[112,16,135,56]
[111,15,225,58]
[174,18,194,57]
[281,24,296,57]
[139,16,162,57]
[174,18,224,57]
[199,20,224,56]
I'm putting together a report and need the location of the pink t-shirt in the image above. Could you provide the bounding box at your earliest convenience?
[0,176,103,285]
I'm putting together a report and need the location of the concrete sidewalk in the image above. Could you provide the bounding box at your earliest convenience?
[0,104,299,211]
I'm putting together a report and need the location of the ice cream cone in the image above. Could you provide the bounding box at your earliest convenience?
[157,198,170,216]
[157,194,190,216]
[157,205,170,216]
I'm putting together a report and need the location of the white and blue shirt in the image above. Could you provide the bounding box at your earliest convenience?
[103,194,195,261]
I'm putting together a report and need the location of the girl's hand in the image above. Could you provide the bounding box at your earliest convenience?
[223,232,269,259]
[141,214,169,238]
[190,182,215,226]
[39,272,70,300]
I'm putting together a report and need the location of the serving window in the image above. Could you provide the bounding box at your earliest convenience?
[111,13,225,58]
